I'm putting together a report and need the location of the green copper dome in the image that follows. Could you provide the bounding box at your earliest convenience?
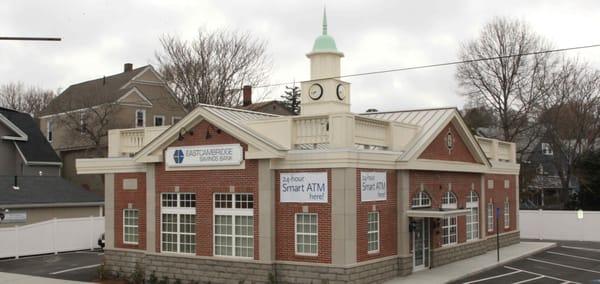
[311,7,340,53]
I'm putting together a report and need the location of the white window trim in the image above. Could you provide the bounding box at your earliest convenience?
[160,192,196,255]
[213,193,254,259]
[79,113,86,135]
[123,209,139,245]
[504,200,510,229]
[367,211,380,254]
[172,116,182,125]
[542,142,553,155]
[487,202,494,232]
[441,191,458,246]
[46,120,53,142]
[295,213,318,256]
[412,191,432,208]
[466,191,479,242]
[135,109,146,128]
[154,115,165,126]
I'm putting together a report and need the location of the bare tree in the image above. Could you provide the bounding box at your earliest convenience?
[538,59,600,196]
[0,82,55,117]
[156,29,271,110]
[456,17,555,156]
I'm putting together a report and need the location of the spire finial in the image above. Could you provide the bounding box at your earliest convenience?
[322,6,328,35]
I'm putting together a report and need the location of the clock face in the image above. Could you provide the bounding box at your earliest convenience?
[309,83,323,100]
[336,84,345,100]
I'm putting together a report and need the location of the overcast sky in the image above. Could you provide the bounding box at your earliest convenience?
[1,0,600,112]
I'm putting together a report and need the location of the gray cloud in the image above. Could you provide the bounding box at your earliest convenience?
[1,0,600,112]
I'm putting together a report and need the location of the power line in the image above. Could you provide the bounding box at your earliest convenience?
[250,43,600,90]
[0,37,61,41]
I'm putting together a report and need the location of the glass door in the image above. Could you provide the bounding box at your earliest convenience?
[413,218,430,271]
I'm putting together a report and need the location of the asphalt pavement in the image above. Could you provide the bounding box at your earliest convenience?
[0,250,102,282]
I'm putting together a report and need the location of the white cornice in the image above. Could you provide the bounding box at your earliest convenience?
[0,113,28,141]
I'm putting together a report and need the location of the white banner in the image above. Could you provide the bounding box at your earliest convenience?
[165,144,243,167]
[360,172,387,202]
[280,172,328,203]
[2,212,26,223]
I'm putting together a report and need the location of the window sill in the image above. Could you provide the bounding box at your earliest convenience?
[295,253,318,257]
[367,250,380,255]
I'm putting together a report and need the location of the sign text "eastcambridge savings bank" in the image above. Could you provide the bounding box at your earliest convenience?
[165,144,243,167]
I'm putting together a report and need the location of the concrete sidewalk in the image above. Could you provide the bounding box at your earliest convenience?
[385,241,556,284]
[0,272,91,284]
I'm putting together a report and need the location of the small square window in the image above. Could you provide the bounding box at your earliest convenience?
[504,179,510,189]
[541,143,553,156]
[488,180,494,189]
[154,116,165,126]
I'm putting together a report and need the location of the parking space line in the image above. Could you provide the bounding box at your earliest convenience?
[512,275,544,284]
[527,258,600,274]
[462,268,523,283]
[505,265,581,284]
[49,264,101,275]
[561,245,600,253]
[547,251,600,262]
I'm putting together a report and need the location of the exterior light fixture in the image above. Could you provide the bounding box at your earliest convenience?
[178,128,194,141]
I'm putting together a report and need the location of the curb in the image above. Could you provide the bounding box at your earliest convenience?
[446,241,557,283]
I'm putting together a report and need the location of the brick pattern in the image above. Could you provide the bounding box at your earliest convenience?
[114,173,147,250]
[431,231,520,267]
[484,174,518,236]
[356,169,398,262]
[154,120,260,259]
[419,123,479,164]
[409,171,482,249]
[275,169,332,263]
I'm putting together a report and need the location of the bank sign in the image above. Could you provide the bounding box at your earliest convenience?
[165,144,243,167]
[361,172,387,202]
[280,172,328,203]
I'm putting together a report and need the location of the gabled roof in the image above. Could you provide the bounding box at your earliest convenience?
[361,107,491,166]
[0,176,103,207]
[134,104,285,162]
[239,100,295,115]
[40,65,151,116]
[0,107,61,164]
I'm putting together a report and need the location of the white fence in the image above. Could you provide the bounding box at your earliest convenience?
[0,216,104,258]
[520,210,600,241]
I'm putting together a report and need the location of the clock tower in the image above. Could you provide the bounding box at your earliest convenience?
[300,8,351,115]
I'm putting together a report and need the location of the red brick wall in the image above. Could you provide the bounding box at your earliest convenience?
[275,169,332,263]
[483,174,517,236]
[409,171,482,248]
[419,123,479,164]
[154,120,260,259]
[114,172,147,250]
[356,169,397,262]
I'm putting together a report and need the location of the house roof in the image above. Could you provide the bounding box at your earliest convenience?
[40,65,150,116]
[0,107,61,164]
[239,100,295,115]
[0,176,103,207]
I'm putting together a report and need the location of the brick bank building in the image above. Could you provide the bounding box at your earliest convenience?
[78,14,520,284]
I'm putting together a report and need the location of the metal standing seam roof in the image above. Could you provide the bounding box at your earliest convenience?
[360,107,457,160]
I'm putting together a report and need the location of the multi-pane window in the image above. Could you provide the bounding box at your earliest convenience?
[441,191,458,246]
[504,199,510,229]
[367,212,379,253]
[135,109,145,127]
[296,213,318,256]
[154,115,165,126]
[79,112,87,134]
[541,143,553,155]
[412,191,431,208]
[466,191,479,241]
[161,193,196,254]
[123,209,139,244]
[487,202,494,232]
[214,193,254,258]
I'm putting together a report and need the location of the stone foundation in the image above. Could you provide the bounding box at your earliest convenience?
[103,250,412,284]
[431,230,520,267]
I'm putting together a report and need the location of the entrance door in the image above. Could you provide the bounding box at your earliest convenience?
[413,218,430,271]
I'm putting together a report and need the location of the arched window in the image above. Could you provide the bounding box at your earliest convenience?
[441,191,457,246]
[466,191,479,241]
[412,191,431,208]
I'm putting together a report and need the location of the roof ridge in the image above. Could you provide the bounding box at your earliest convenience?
[62,65,151,90]
[359,106,457,115]
[197,103,280,117]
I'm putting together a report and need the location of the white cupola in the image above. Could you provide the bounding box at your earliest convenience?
[300,8,351,115]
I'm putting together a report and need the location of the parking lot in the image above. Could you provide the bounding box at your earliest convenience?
[0,250,103,282]
[453,241,600,284]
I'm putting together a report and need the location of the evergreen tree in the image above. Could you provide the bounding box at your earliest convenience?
[281,85,300,115]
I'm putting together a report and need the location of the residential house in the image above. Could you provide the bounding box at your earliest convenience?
[39,64,187,193]
[239,85,296,115]
[0,107,102,228]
